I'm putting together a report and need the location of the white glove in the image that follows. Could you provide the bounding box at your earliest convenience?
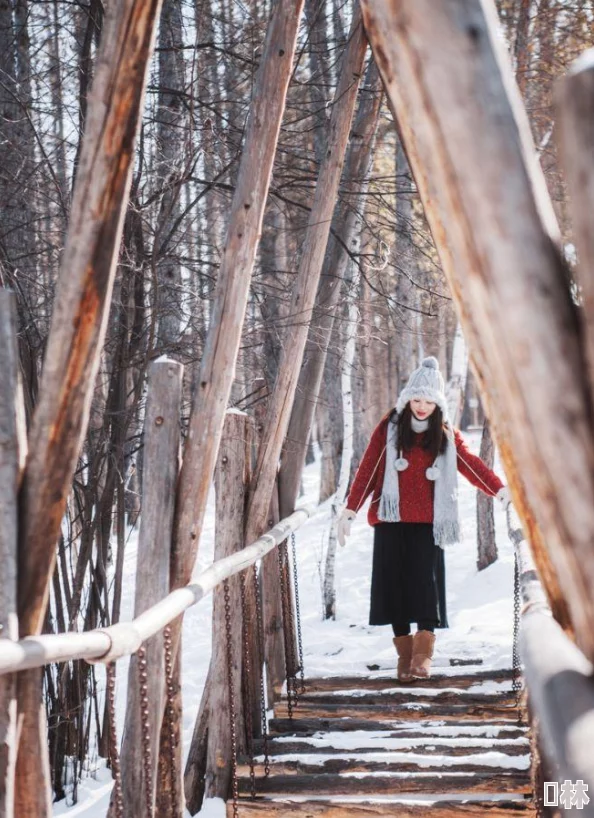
[496,486,511,510]
[337,508,357,547]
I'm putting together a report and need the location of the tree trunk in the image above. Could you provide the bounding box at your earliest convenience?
[360,0,580,643]
[0,293,26,818]
[477,419,497,571]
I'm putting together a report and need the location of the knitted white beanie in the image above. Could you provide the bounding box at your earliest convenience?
[395,356,449,420]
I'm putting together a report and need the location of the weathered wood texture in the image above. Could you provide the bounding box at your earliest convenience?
[204,412,251,800]
[237,771,531,795]
[254,738,529,757]
[19,0,163,638]
[556,56,594,412]
[359,0,585,645]
[0,292,25,818]
[111,359,182,816]
[170,0,305,595]
[230,799,535,817]
[15,4,163,809]
[278,58,383,517]
[269,716,526,734]
[239,756,528,775]
[297,668,514,692]
[273,701,521,722]
[246,7,368,546]
[253,381,286,703]
[184,667,211,815]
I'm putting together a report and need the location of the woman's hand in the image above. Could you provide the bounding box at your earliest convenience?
[337,508,357,547]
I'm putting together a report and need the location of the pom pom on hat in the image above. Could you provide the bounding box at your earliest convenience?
[422,356,439,370]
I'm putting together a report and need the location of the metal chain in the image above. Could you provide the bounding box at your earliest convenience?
[253,563,270,777]
[277,540,297,718]
[223,579,239,818]
[137,646,154,818]
[239,571,257,798]
[163,626,181,818]
[290,532,305,694]
[511,547,526,726]
[106,663,124,818]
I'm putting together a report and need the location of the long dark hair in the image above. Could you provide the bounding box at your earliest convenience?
[392,403,448,460]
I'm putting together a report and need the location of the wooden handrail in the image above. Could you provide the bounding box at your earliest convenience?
[0,505,316,676]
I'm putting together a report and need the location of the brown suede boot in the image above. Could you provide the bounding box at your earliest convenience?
[393,635,413,682]
[410,630,436,678]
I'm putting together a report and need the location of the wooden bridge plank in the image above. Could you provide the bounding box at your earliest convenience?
[269,717,529,737]
[300,670,515,693]
[252,739,530,757]
[273,702,523,723]
[237,771,531,796]
[238,757,529,776]
[286,691,518,707]
[230,799,535,817]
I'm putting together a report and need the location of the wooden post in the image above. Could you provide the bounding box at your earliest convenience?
[252,379,286,702]
[204,411,251,800]
[15,2,163,812]
[359,0,591,645]
[109,358,183,817]
[0,292,26,818]
[246,5,368,548]
[556,54,594,413]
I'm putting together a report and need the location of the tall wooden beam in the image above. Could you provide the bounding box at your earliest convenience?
[360,0,588,646]
[246,5,368,547]
[14,2,164,814]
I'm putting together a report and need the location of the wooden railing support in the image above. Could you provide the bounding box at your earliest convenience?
[205,411,251,800]
[110,358,183,816]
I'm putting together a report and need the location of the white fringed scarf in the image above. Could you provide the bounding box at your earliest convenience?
[378,416,460,548]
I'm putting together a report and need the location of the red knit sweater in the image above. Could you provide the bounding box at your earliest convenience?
[346,411,504,526]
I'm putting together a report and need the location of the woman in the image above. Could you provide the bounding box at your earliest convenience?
[337,357,509,682]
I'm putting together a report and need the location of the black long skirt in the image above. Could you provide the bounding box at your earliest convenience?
[369,522,448,628]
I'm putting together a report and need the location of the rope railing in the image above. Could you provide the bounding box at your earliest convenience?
[0,504,317,677]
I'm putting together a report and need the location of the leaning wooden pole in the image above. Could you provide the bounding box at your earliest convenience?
[110,359,183,817]
[246,5,368,546]
[556,52,594,415]
[360,0,590,646]
[0,293,26,818]
[278,58,383,519]
[169,0,305,605]
[15,2,163,814]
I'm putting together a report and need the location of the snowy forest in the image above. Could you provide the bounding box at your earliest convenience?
[2,0,594,816]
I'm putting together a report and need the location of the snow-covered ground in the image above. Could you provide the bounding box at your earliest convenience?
[53,429,514,816]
